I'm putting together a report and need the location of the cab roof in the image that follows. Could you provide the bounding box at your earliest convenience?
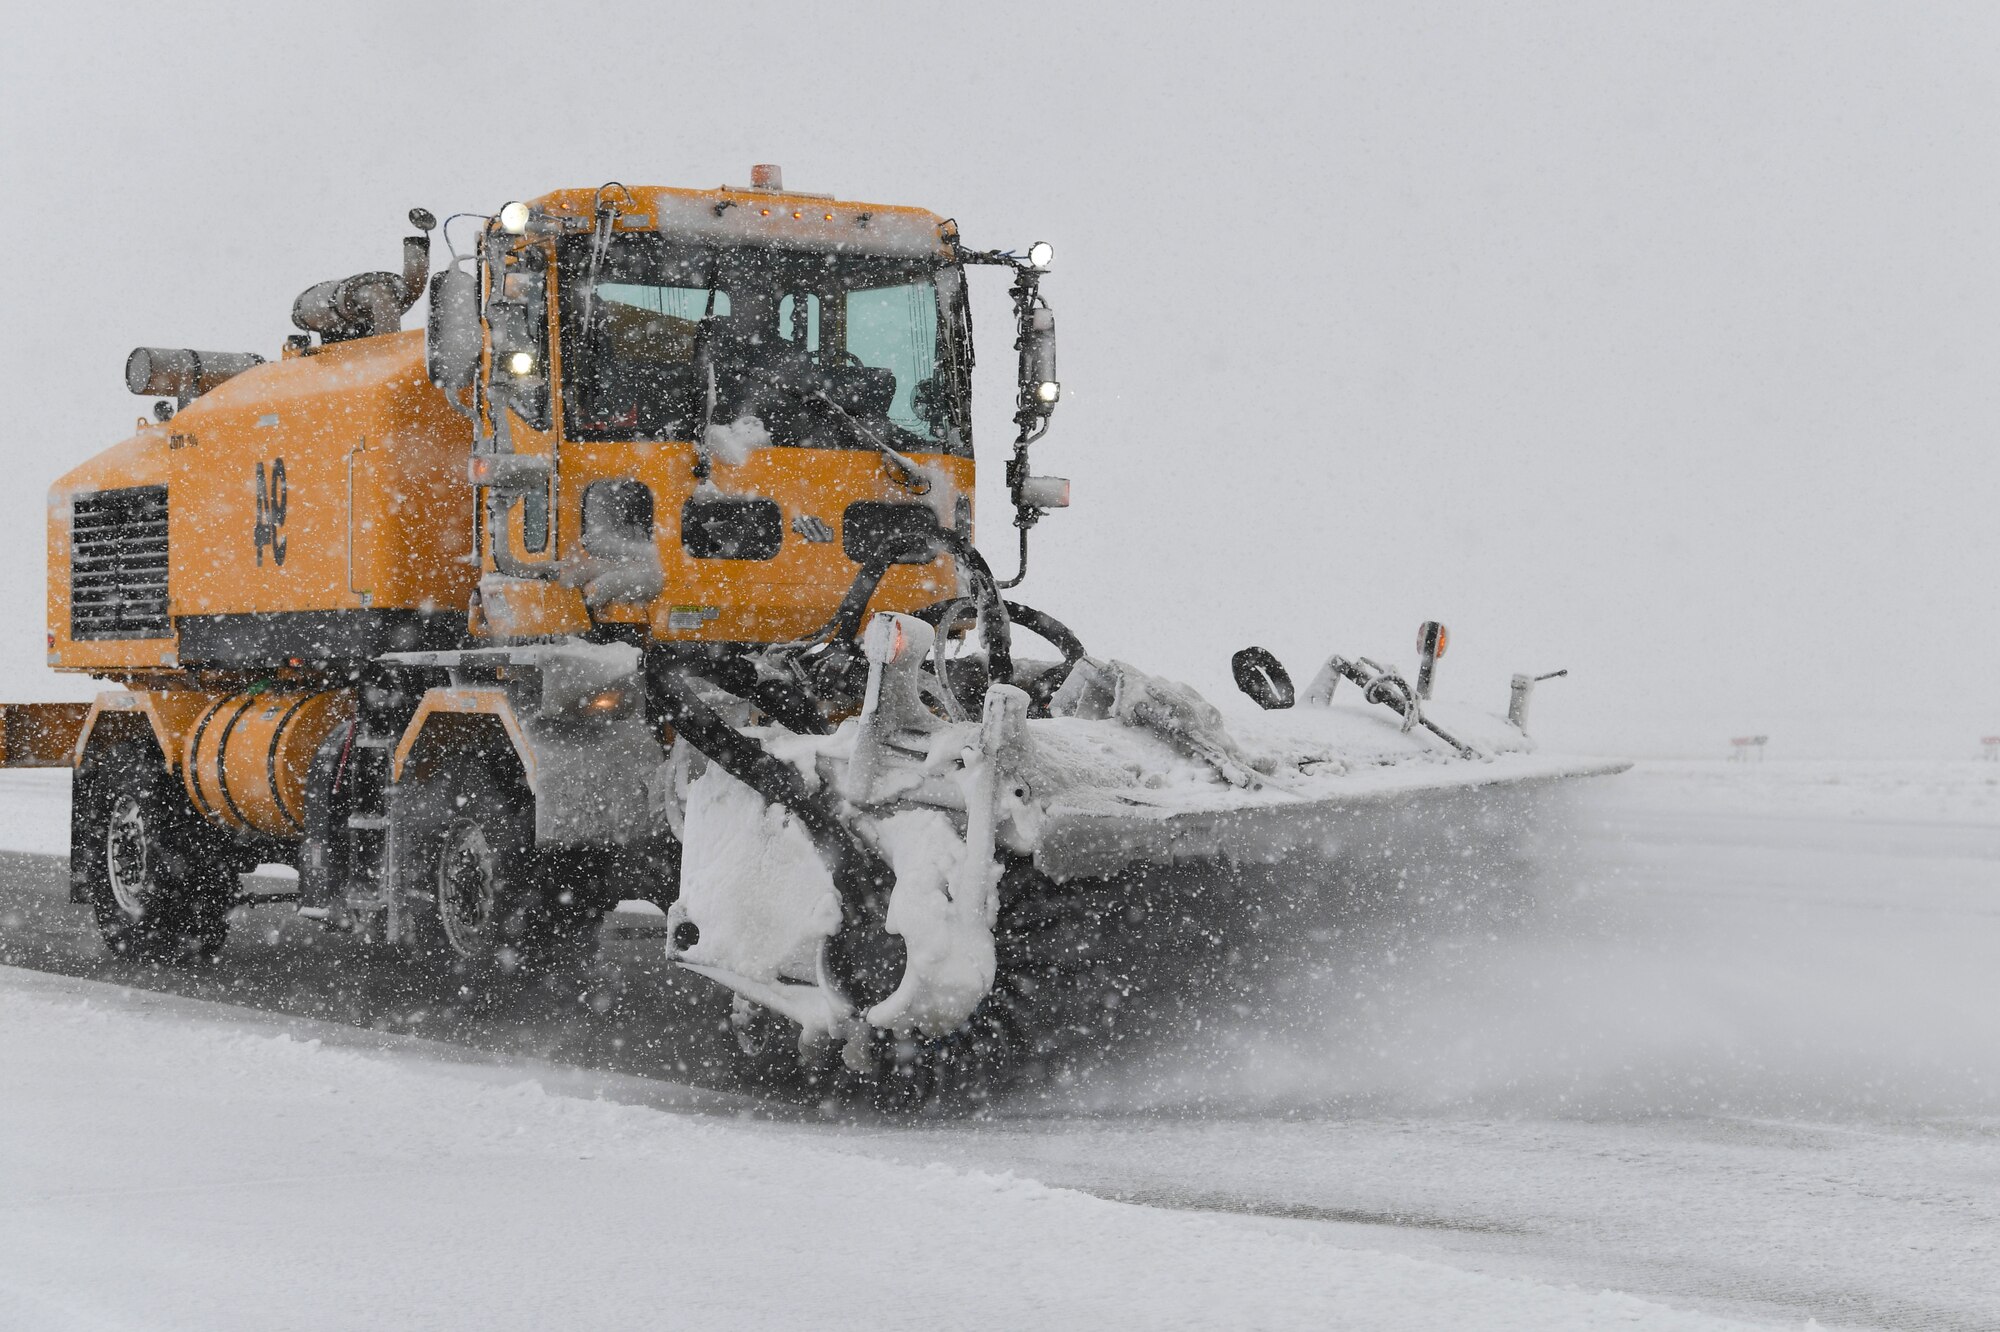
[523,182,956,261]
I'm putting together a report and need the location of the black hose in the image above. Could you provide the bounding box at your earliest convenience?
[820,527,1014,685]
[646,663,905,1009]
[997,601,1085,664]
[915,597,1085,713]
[935,531,1012,684]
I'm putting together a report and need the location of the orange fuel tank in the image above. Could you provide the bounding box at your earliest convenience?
[182,690,353,839]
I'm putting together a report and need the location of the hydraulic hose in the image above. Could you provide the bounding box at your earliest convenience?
[646,664,906,1011]
[820,527,1013,688]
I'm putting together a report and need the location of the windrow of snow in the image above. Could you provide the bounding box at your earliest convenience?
[0,966,1762,1332]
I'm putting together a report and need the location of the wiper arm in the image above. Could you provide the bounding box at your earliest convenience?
[809,389,930,494]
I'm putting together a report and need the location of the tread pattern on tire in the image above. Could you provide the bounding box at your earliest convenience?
[74,737,236,964]
[838,859,1209,1114]
[392,747,607,978]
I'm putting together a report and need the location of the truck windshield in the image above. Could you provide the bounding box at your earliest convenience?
[557,233,968,457]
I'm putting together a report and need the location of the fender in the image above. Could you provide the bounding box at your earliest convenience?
[72,689,219,774]
[393,676,666,847]
[67,689,221,904]
[393,686,539,791]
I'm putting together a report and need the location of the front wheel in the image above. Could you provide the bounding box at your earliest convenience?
[394,750,602,976]
[838,859,1152,1113]
[73,739,236,963]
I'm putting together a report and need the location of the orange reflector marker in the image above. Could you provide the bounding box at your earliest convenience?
[1415,621,1448,701]
[863,612,926,667]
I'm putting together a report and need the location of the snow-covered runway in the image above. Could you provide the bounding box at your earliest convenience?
[0,962,1766,1332]
[2,761,1996,1329]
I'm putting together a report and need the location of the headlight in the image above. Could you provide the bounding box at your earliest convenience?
[506,350,536,376]
[1034,380,1060,404]
[498,201,532,235]
[1027,241,1054,271]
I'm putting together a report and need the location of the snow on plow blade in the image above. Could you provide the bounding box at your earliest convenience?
[1032,726,1624,882]
[662,613,1626,1104]
[1033,758,1622,882]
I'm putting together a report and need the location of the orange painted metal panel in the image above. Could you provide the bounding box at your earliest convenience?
[74,689,218,773]
[0,703,90,767]
[159,330,474,619]
[392,686,536,789]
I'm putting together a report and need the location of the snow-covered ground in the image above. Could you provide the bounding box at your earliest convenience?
[1613,758,2000,827]
[4,759,1997,1329]
[0,966,1757,1332]
[0,768,70,857]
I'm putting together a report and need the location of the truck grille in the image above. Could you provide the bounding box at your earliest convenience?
[70,486,171,640]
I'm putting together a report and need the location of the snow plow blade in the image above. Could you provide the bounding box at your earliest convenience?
[1033,753,1625,882]
[660,613,1626,1108]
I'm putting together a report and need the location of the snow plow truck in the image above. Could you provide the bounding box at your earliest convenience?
[1,169,1621,1106]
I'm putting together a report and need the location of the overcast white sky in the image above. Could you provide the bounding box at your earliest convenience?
[2,1,1994,757]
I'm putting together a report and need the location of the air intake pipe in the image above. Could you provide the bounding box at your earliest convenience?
[291,218,432,344]
[125,347,266,407]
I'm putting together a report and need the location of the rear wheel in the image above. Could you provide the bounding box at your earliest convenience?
[74,739,236,963]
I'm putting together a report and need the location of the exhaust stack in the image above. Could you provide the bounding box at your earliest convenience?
[291,216,432,344]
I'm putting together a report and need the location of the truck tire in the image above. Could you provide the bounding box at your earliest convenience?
[73,738,235,963]
[396,752,534,974]
[842,859,1158,1113]
[528,845,616,970]
[394,750,601,975]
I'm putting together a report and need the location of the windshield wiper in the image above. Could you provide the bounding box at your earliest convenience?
[808,389,930,494]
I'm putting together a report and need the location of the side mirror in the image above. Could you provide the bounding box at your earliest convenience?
[483,279,551,430]
[1016,306,1059,424]
[486,298,535,356]
[1231,646,1295,710]
[426,268,481,392]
